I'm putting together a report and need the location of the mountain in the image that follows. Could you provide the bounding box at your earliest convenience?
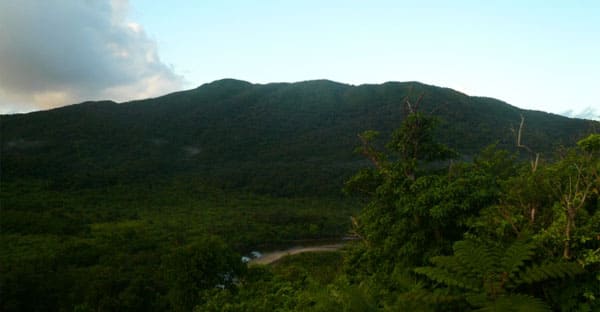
[2,79,598,195]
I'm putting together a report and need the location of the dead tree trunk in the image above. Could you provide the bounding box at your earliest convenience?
[515,114,540,172]
[512,114,541,224]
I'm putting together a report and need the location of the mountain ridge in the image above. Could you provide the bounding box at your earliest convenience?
[2,79,598,195]
[4,79,595,122]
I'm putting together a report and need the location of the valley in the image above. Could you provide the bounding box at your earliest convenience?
[1,80,598,311]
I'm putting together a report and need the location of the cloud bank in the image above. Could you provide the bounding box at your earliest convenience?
[0,0,183,114]
[560,107,600,121]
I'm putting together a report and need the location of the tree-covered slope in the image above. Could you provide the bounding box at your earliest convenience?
[2,79,597,195]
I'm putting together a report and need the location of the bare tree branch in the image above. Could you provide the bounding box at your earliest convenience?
[515,114,540,171]
[358,134,382,170]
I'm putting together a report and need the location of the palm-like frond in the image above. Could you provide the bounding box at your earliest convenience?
[516,262,583,284]
[499,239,535,276]
[413,238,583,310]
[475,294,551,312]
[414,266,479,291]
[454,240,498,276]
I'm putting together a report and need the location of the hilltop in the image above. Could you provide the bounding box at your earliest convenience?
[2,79,597,195]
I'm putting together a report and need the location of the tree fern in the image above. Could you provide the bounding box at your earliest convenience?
[414,238,582,310]
[453,239,502,277]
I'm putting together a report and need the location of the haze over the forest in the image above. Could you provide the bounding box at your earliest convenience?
[0,0,599,119]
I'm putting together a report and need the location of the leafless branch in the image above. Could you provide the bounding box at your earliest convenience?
[515,114,540,171]
[358,134,382,170]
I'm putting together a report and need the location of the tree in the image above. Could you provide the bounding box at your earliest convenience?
[544,134,599,259]
[162,236,246,311]
[468,134,600,310]
[344,99,476,295]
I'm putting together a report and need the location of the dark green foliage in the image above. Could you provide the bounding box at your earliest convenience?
[163,236,245,311]
[0,179,355,311]
[2,80,596,196]
[415,240,583,299]
[196,252,348,311]
[475,294,550,312]
[343,114,598,311]
[414,239,582,310]
[1,82,599,310]
[344,111,481,276]
[387,112,458,163]
[271,252,344,285]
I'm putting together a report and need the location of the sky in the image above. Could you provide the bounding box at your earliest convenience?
[0,0,599,119]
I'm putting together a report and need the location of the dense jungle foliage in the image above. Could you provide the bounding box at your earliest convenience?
[338,111,599,311]
[0,179,355,311]
[1,83,599,311]
[197,113,599,312]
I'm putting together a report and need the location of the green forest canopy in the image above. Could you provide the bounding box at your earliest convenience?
[1,84,599,311]
[2,79,597,196]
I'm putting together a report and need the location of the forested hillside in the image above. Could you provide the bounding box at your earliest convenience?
[1,81,598,311]
[2,79,597,195]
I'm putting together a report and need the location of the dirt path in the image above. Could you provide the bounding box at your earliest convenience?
[248,243,345,265]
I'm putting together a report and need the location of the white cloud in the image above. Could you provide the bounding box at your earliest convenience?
[0,0,183,114]
[560,106,600,121]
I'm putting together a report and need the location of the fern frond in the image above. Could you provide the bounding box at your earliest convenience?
[399,289,462,304]
[414,267,480,291]
[454,240,496,275]
[500,239,535,275]
[517,262,583,284]
[430,256,466,274]
[475,294,550,312]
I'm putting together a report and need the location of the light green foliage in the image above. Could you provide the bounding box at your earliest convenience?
[577,133,600,153]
